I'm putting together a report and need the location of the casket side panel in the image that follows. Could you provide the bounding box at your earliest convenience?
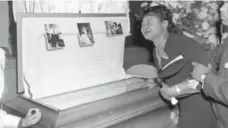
[60,95,165,128]
[55,87,165,128]
[6,96,60,128]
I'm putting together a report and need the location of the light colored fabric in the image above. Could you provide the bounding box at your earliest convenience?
[0,48,5,99]
[0,48,21,128]
[12,0,131,35]
[126,64,157,78]
[0,109,21,128]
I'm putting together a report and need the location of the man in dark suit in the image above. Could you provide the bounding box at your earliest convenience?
[191,2,228,128]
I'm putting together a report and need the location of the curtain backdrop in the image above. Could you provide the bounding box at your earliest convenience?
[12,0,130,34]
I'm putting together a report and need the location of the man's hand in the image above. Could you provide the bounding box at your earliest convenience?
[160,83,178,100]
[191,62,212,82]
[21,108,41,128]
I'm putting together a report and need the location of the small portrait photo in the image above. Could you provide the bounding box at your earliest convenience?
[77,23,95,47]
[44,24,65,51]
[105,21,123,37]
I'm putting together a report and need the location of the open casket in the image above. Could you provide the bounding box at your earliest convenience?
[5,13,166,128]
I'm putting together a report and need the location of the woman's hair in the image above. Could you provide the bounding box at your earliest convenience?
[143,5,181,33]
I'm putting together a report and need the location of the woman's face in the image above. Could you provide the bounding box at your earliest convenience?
[220,2,228,26]
[141,14,166,41]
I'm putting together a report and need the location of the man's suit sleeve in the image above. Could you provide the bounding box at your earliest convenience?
[209,43,224,73]
[203,72,228,105]
[202,40,228,104]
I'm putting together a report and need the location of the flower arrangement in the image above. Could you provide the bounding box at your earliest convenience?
[141,1,222,50]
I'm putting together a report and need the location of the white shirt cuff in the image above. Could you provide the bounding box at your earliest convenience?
[0,109,21,128]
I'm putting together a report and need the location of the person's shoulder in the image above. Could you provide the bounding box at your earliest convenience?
[170,33,199,46]
[171,33,195,42]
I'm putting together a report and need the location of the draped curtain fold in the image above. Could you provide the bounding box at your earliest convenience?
[13,0,129,13]
[12,0,130,35]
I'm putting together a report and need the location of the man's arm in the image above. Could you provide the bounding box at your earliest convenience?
[209,43,225,74]
[200,39,228,104]
[203,72,228,105]
[191,42,228,105]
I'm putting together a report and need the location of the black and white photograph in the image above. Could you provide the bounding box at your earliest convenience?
[77,23,95,47]
[5,1,228,128]
[44,24,65,50]
[105,21,123,36]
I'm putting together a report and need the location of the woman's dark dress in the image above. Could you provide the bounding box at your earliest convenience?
[153,34,217,128]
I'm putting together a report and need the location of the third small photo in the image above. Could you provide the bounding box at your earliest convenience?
[105,21,123,37]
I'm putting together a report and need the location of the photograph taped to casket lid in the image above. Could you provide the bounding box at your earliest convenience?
[17,13,149,110]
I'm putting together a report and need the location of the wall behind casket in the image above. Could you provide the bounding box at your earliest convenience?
[0,1,9,48]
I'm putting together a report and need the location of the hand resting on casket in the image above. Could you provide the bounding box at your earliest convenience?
[160,80,201,101]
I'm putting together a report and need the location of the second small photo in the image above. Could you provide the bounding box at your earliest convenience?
[77,23,95,47]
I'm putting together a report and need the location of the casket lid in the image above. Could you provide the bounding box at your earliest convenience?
[16,13,129,99]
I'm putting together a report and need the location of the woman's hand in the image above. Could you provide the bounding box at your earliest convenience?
[21,108,41,128]
[160,80,200,101]
[160,83,179,100]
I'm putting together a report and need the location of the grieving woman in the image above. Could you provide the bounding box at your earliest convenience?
[141,5,216,128]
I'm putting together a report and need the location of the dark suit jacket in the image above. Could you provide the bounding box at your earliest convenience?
[203,37,228,128]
